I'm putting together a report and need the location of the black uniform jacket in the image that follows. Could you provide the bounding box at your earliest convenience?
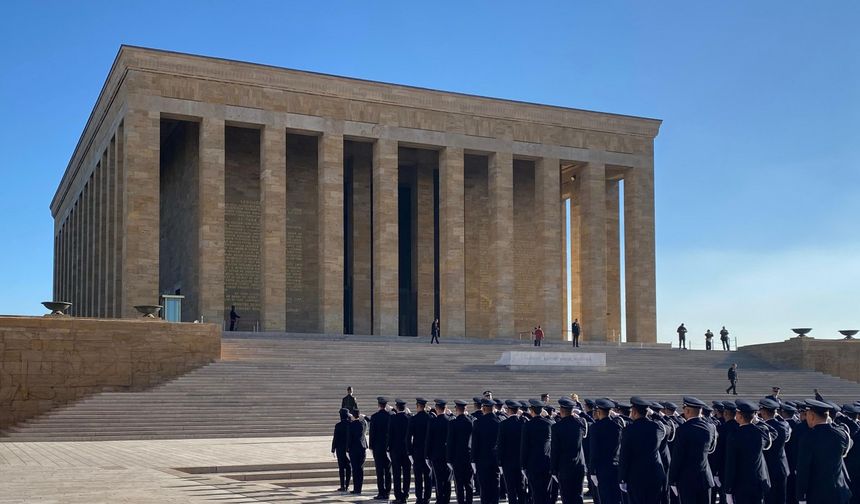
[497,415,525,469]
[764,416,791,481]
[426,413,453,461]
[387,411,411,455]
[550,415,587,474]
[723,422,774,496]
[472,413,501,466]
[521,415,553,472]
[369,409,393,452]
[668,416,716,491]
[332,419,351,456]
[408,410,431,459]
[588,416,623,475]
[447,413,474,466]
[795,422,852,503]
[619,417,667,489]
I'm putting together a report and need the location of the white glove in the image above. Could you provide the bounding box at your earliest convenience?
[471,462,476,473]
[726,495,734,504]
[590,475,599,487]
[671,485,679,496]
[447,463,453,472]
[619,483,628,492]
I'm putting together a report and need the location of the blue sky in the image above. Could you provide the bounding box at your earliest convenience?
[1,1,858,345]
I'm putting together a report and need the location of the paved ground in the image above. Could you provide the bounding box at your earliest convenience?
[0,436,392,503]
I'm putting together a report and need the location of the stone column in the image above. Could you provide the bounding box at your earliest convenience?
[318,128,344,334]
[113,124,125,318]
[535,157,562,339]
[624,155,657,343]
[606,179,622,342]
[259,125,287,331]
[569,182,582,334]
[198,117,226,326]
[416,149,436,335]
[561,197,569,340]
[85,176,93,316]
[488,151,514,339]
[439,147,466,338]
[372,138,398,335]
[100,150,110,317]
[121,108,160,318]
[578,161,608,341]
[95,155,104,317]
[105,137,116,317]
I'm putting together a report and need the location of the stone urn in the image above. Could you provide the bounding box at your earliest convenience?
[839,330,858,340]
[134,305,163,319]
[42,301,72,316]
[791,328,812,338]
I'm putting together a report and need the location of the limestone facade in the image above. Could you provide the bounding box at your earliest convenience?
[50,46,660,341]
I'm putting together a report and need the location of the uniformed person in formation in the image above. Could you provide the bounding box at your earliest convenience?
[497,400,527,504]
[778,403,802,504]
[723,399,776,504]
[369,396,393,500]
[448,399,475,504]
[521,399,553,504]
[838,403,860,504]
[348,408,369,495]
[795,399,853,504]
[589,398,624,504]
[472,398,502,504]
[388,399,412,504]
[619,397,668,504]
[331,408,352,492]
[427,399,454,504]
[408,398,433,504]
[758,398,790,504]
[668,396,717,504]
[551,397,588,504]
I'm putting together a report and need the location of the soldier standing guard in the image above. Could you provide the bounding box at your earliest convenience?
[332,408,352,492]
[428,399,454,504]
[668,396,717,504]
[448,399,475,504]
[369,397,393,501]
[589,398,624,504]
[521,399,553,504]
[472,398,502,504]
[388,399,412,504]
[497,400,527,504]
[409,398,433,504]
[720,327,730,351]
[677,323,688,349]
[551,397,588,504]
[705,330,714,350]
[571,319,581,348]
[349,408,369,495]
[619,397,668,504]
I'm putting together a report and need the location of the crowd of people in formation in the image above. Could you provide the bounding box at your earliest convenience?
[677,324,732,351]
[333,386,860,504]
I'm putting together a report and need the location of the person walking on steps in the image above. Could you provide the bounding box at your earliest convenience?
[430,318,440,344]
[229,305,240,331]
[720,326,730,351]
[677,323,688,349]
[572,319,581,348]
[534,325,544,347]
[726,363,738,395]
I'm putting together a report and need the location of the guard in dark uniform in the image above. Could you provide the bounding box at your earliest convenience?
[409,398,433,504]
[781,403,804,504]
[473,398,502,504]
[795,399,853,504]
[589,398,624,504]
[332,408,352,492]
[497,400,527,504]
[551,397,588,504]
[473,397,485,419]
[369,396,393,500]
[388,399,412,504]
[619,397,668,504]
[759,398,790,504]
[723,400,775,504]
[838,404,860,504]
[521,399,553,504]
[668,396,717,504]
[714,401,739,502]
[349,408,369,495]
[448,399,475,504]
[428,399,454,504]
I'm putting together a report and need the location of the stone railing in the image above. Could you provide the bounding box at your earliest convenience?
[0,316,220,430]
[741,336,860,383]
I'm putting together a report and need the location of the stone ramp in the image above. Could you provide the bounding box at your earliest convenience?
[3,335,859,441]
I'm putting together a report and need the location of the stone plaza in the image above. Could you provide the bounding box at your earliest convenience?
[49,46,659,342]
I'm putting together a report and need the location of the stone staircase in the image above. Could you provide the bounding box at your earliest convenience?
[3,334,860,442]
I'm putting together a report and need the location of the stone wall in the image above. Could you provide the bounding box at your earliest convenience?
[0,316,220,430]
[741,337,860,383]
